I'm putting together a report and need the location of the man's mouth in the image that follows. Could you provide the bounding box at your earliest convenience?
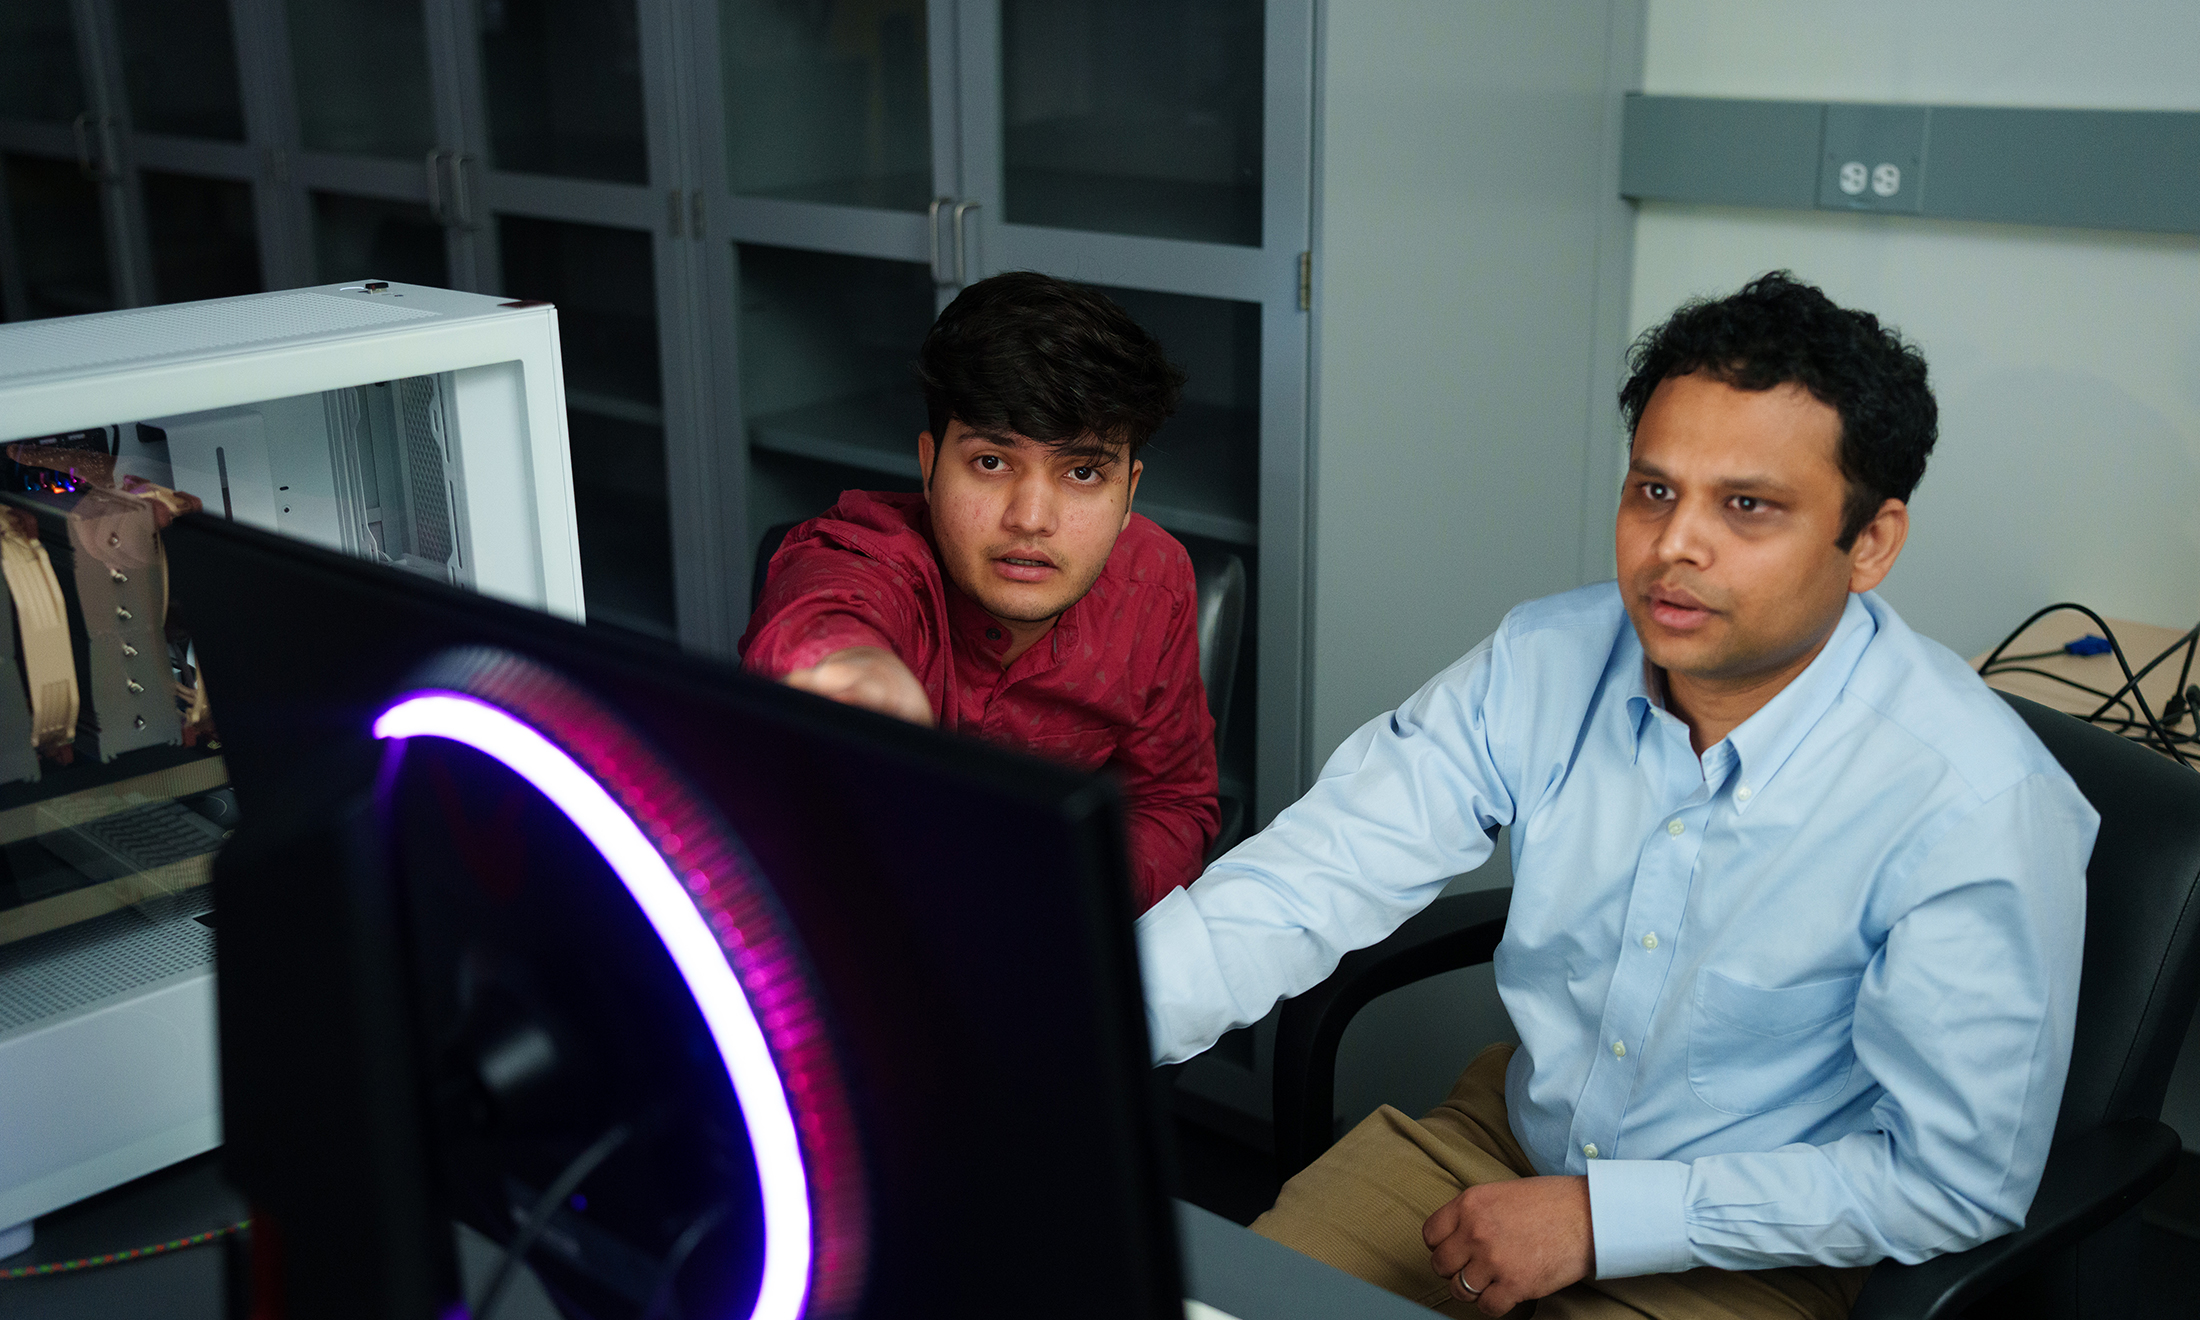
[993,552,1057,583]
[1646,585,1717,631]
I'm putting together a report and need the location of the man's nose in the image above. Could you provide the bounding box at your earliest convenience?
[1001,473,1057,535]
[1654,496,1716,566]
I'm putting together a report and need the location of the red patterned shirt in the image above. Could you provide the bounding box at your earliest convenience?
[739,490,1219,911]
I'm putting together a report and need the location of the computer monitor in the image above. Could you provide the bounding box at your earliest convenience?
[166,511,1181,1320]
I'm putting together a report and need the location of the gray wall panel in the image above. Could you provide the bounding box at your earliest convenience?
[1619,95,1820,209]
[1623,95,2200,235]
[1928,107,2200,234]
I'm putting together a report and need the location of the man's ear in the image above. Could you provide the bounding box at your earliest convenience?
[1846,498,1909,594]
[1120,458,1143,531]
[917,431,935,497]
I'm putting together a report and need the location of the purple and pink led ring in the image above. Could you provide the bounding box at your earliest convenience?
[373,649,866,1320]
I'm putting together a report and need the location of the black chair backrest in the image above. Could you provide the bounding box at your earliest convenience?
[1997,692,2200,1140]
[749,520,801,620]
[1185,545,1246,734]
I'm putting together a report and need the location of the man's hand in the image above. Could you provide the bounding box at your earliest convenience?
[1423,1175,1594,1316]
[782,646,934,727]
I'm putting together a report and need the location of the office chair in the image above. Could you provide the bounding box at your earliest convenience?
[749,523,1250,848]
[1269,691,2200,1319]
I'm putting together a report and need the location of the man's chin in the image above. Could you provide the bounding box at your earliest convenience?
[1630,616,1728,676]
[974,594,1074,625]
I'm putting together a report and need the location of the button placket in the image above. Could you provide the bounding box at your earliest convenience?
[1571,762,1708,1172]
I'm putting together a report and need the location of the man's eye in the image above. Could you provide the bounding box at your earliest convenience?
[1642,482,1672,501]
[1070,466,1098,482]
[976,454,1002,471]
[1731,496,1763,513]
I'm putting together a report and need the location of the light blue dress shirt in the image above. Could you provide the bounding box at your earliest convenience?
[1138,584,2095,1278]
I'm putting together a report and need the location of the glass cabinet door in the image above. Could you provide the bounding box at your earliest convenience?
[1,155,117,318]
[954,0,1314,825]
[139,171,264,303]
[719,0,936,212]
[112,0,246,143]
[474,0,648,183]
[997,0,1264,246]
[0,0,89,126]
[286,0,440,160]
[734,243,937,540]
[498,217,678,642]
[309,193,449,288]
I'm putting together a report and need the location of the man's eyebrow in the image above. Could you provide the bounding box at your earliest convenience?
[1709,474,1800,497]
[1626,460,1799,497]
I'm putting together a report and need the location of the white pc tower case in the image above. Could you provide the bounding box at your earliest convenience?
[0,282,584,1255]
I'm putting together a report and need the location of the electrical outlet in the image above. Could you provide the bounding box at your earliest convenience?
[1818,104,1928,213]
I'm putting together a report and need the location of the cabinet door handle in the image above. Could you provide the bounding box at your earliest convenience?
[73,112,95,179]
[928,196,953,284]
[425,149,446,225]
[950,199,980,287]
[74,113,116,181]
[450,152,476,230]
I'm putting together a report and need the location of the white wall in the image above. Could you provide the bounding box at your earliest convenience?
[1632,1,2200,658]
[1634,0,2200,1146]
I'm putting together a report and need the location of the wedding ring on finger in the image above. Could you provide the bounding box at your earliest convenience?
[1456,1269,1484,1297]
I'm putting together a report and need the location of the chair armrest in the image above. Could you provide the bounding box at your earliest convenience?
[1272,886,1512,1181]
[1848,1117,2182,1320]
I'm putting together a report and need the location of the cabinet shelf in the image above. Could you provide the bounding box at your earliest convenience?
[747,392,1259,546]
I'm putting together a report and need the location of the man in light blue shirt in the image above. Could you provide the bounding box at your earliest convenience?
[1139,273,2096,1318]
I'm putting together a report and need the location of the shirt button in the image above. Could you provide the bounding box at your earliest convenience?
[1667,819,1685,836]
[1612,1040,1627,1058]
[1642,932,1658,950]
[1736,785,1753,802]
[1583,1143,1599,1159]
[986,627,1002,640]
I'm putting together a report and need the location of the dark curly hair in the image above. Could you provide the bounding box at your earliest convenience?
[1619,271,1937,549]
[917,272,1186,467]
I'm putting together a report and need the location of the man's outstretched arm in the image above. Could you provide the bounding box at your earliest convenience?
[782,646,933,726]
[1137,634,1518,1063]
[742,538,939,726]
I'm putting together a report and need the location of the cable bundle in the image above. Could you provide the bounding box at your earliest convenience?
[1978,603,2199,768]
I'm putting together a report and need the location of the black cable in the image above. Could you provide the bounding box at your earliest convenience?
[1978,603,2196,768]
[637,1202,730,1320]
[2165,634,2200,726]
[472,1123,633,1320]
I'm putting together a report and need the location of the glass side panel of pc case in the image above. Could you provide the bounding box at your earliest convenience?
[0,374,473,954]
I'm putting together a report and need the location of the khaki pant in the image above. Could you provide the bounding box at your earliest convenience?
[1251,1045,1868,1319]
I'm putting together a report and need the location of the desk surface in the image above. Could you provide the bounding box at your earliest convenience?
[4,1152,1426,1320]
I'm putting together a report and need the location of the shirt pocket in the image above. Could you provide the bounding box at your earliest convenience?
[1687,967,1860,1115]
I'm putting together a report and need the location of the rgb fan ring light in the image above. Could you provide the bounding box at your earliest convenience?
[372,647,866,1320]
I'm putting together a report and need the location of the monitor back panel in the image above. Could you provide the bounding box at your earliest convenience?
[169,513,1179,1319]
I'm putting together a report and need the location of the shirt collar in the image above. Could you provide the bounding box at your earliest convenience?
[1720,593,1878,811]
[941,572,1077,677]
[1618,593,1878,808]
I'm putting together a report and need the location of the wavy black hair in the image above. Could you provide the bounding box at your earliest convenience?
[917,271,1186,467]
[1619,271,1937,549]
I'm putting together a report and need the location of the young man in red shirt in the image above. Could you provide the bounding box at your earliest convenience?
[739,272,1220,911]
